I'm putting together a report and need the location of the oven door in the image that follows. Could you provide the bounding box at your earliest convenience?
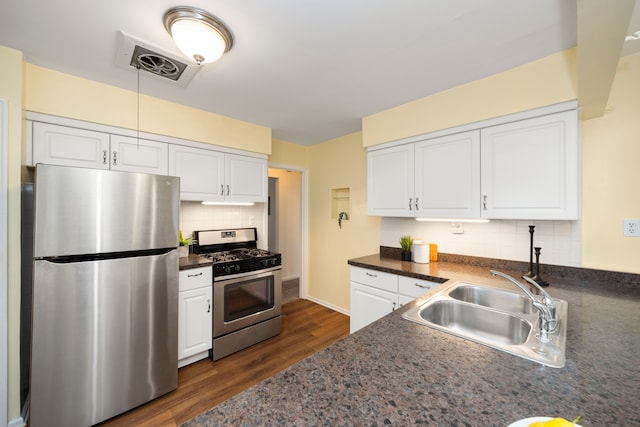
[213,267,282,337]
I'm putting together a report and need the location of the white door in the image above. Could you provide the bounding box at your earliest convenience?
[350,282,398,333]
[480,110,579,219]
[414,130,481,218]
[367,144,415,217]
[109,135,168,175]
[32,122,110,169]
[225,154,268,202]
[178,286,212,361]
[169,145,225,201]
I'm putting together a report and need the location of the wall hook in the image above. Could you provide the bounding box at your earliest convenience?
[338,211,349,228]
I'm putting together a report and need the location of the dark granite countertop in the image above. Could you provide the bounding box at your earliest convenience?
[179,254,212,271]
[182,255,640,426]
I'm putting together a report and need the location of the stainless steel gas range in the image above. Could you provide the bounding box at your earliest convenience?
[192,228,282,361]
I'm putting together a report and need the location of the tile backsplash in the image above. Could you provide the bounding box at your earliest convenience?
[180,202,268,249]
[380,217,581,267]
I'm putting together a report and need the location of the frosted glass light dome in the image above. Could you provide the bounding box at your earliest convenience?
[164,7,233,65]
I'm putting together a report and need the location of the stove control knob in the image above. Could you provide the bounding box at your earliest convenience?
[234,264,241,272]
[262,260,270,268]
[224,265,232,274]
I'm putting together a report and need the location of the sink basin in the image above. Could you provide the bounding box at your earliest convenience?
[419,300,531,346]
[403,281,568,368]
[448,284,534,314]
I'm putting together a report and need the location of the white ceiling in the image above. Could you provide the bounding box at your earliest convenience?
[0,1,637,145]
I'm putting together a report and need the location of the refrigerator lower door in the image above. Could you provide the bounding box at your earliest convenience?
[29,250,178,427]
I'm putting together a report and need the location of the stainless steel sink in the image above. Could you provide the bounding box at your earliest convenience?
[448,284,534,314]
[419,300,531,346]
[403,281,568,368]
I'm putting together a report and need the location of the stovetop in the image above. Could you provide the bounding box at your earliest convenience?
[203,248,276,263]
[192,228,281,277]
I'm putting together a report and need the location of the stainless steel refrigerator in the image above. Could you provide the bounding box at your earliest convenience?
[28,164,180,427]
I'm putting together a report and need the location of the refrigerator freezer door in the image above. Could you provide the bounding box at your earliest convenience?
[29,250,179,427]
[33,164,179,257]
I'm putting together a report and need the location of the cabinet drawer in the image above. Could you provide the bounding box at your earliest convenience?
[350,267,398,293]
[179,267,212,292]
[398,275,441,298]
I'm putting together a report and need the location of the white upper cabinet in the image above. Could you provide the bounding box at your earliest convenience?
[169,145,225,201]
[109,135,168,175]
[225,153,268,202]
[480,109,579,219]
[169,145,267,203]
[32,122,168,175]
[367,103,580,220]
[32,122,111,170]
[415,131,480,218]
[367,144,414,216]
[29,115,269,203]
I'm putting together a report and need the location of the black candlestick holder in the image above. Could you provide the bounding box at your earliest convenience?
[525,225,535,277]
[531,247,549,287]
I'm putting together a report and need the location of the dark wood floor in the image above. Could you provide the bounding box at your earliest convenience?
[98,299,350,427]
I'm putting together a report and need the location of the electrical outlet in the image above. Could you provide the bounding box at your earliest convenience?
[623,219,640,236]
[451,223,464,234]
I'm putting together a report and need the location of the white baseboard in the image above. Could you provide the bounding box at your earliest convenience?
[304,295,349,316]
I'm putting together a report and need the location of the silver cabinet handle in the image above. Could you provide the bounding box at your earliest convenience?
[414,282,431,289]
[220,184,224,196]
[187,272,203,278]
[409,198,413,210]
[392,301,397,311]
[226,184,230,196]
[415,197,419,210]
[112,151,118,166]
[365,272,378,278]
[482,195,487,210]
[102,150,108,165]
[207,298,211,313]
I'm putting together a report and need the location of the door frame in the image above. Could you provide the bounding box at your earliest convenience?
[268,163,307,299]
[1,98,9,425]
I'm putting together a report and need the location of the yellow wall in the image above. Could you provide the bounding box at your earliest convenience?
[25,64,272,154]
[363,49,577,146]
[581,53,640,273]
[307,132,381,311]
[0,45,24,421]
[269,138,308,168]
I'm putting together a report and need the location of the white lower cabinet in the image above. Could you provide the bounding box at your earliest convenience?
[350,266,442,333]
[178,267,213,367]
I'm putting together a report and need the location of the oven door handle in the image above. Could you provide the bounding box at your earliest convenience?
[214,265,282,282]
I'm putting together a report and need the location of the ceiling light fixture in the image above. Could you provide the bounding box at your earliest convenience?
[163,6,233,65]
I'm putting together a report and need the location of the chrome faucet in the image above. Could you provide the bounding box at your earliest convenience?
[490,270,558,341]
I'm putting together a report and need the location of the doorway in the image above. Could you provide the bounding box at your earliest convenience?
[268,168,303,304]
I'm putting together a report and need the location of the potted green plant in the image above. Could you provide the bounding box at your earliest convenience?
[178,230,192,258]
[399,235,413,261]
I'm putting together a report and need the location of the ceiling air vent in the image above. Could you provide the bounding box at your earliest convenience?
[115,31,201,87]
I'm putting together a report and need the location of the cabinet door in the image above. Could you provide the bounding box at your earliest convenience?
[225,154,268,202]
[367,144,415,216]
[178,286,212,362]
[110,135,168,175]
[32,122,110,169]
[415,131,480,218]
[169,145,225,201]
[480,110,579,219]
[350,282,398,334]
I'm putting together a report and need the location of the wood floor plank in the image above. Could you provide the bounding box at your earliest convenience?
[97,299,349,426]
